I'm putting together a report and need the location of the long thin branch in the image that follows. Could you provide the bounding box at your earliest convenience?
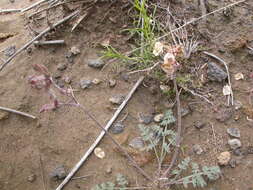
[21,0,49,13]
[0,106,36,119]
[0,10,79,72]
[55,76,153,190]
[128,62,160,75]
[162,78,182,178]
[203,51,234,105]
[0,9,21,14]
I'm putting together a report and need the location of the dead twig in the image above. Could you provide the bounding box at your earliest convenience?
[0,106,36,119]
[34,40,65,45]
[181,86,214,105]
[162,78,182,178]
[71,174,93,180]
[55,76,153,190]
[0,9,21,14]
[128,62,160,75]
[0,10,79,72]
[21,0,49,13]
[203,51,234,106]
[39,154,47,190]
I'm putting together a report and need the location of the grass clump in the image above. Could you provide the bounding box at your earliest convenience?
[92,174,128,190]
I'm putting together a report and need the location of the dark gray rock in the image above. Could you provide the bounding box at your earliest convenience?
[139,113,153,124]
[194,121,206,129]
[129,137,144,149]
[65,52,74,64]
[227,127,240,138]
[88,59,104,68]
[80,79,92,89]
[4,45,16,57]
[120,73,129,82]
[109,95,125,105]
[233,148,247,156]
[207,62,227,82]
[50,165,67,180]
[110,122,125,134]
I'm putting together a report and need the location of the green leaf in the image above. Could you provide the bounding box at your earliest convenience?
[160,109,176,126]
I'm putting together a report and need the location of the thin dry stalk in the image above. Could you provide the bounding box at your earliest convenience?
[162,78,182,178]
[128,62,160,75]
[203,51,234,106]
[0,106,36,119]
[39,155,47,190]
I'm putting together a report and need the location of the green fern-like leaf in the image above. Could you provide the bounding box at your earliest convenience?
[202,166,221,180]
[116,173,128,188]
[92,182,115,190]
[160,109,176,126]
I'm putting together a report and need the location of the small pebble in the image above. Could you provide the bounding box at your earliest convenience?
[110,122,125,134]
[109,95,125,105]
[54,72,62,79]
[65,52,74,64]
[57,80,65,88]
[233,148,246,156]
[154,114,164,123]
[109,79,116,88]
[227,128,240,138]
[217,151,231,165]
[129,137,144,150]
[64,76,72,84]
[193,144,204,155]
[194,121,206,129]
[105,165,112,174]
[216,108,233,122]
[139,113,153,124]
[228,139,242,150]
[70,46,80,55]
[181,108,191,117]
[94,147,105,159]
[80,79,92,89]
[234,100,242,110]
[50,165,67,180]
[92,78,101,85]
[88,59,104,68]
[57,63,67,71]
[120,73,129,82]
[27,174,36,183]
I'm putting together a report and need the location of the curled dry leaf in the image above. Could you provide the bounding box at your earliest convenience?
[223,84,231,96]
[153,41,164,56]
[94,147,105,159]
[234,72,244,80]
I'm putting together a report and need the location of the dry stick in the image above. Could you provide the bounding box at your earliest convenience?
[39,155,47,190]
[34,40,65,45]
[0,10,79,72]
[21,0,49,12]
[162,78,182,178]
[128,62,160,75]
[0,106,36,119]
[0,9,21,14]
[71,10,89,32]
[181,86,213,105]
[203,51,234,106]
[55,76,152,190]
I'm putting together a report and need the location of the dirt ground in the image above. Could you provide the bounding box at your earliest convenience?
[0,0,253,190]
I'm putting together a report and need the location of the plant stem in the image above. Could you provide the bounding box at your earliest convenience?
[162,78,182,178]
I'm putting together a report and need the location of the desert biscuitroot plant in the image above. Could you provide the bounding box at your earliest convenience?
[92,173,129,190]
[138,109,221,188]
[28,64,153,182]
